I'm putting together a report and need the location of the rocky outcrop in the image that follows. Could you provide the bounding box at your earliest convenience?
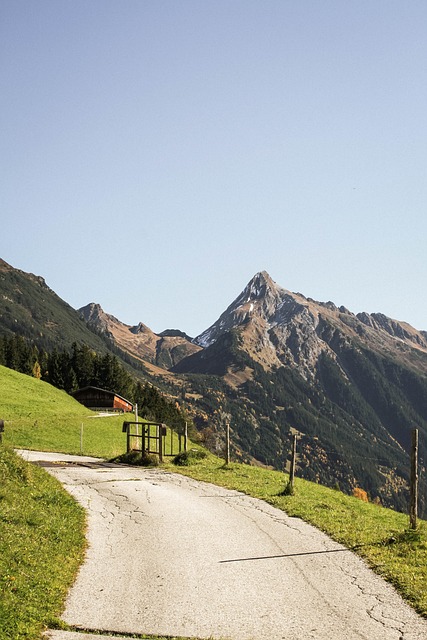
[79,303,201,368]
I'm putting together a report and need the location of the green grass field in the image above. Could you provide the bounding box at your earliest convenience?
[1,363,427,640]
[1,364,129,457]
[1,365,185,459]
[0,445,86,640]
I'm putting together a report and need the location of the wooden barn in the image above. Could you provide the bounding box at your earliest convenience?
[72,386,133,412]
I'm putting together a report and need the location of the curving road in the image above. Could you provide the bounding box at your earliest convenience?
[19,450,427,640]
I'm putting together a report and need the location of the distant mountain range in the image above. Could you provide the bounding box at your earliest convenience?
[1,258,426,515]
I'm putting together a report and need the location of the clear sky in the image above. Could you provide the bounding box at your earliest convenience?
[2,1,427,337]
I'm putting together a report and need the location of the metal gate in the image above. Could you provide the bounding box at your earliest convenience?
[122,421,187,461]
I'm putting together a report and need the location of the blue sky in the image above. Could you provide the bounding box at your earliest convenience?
[2,1,427,336]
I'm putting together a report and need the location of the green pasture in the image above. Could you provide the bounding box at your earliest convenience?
[0,365,183,458]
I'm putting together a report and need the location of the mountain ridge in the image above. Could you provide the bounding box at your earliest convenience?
[79,302,202,370]
[182,270,427,379]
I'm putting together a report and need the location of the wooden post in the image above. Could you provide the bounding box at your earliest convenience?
[225,422,230,465]
[289,434,297,490]
[410,428,418,530]
[184,421,188,452]
[135,403,139,438]
[126,426,130,453]
[158,425,163,463]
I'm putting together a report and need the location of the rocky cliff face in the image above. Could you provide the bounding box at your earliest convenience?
[79,303,201,369]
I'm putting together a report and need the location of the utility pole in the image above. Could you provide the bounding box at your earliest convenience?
[410,428,419,530]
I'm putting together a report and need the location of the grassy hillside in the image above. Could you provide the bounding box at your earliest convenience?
[1,364,129,457]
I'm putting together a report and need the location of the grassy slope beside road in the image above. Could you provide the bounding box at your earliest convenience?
[1,364,182,459]
[0,446,86,640]
[1,364,129,458]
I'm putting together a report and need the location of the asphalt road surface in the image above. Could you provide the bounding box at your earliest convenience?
[19,450,427,640]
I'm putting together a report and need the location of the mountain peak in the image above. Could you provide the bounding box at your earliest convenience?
[79,302,118,335]
[244,271,276,300]
[80,302,105,322]
[194,271,286,348]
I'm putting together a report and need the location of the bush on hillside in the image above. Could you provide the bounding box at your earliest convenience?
[173,449,207,466]
[113,450,159,467]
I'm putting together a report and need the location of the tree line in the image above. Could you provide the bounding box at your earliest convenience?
[0,334,188,430]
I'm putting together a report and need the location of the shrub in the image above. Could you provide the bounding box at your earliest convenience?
[173,449,207,466]
[353,487,369,502]
[113,450,159,467]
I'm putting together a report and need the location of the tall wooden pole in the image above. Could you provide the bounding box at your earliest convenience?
[410,428,418,530]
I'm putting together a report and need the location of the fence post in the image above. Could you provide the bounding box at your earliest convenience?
[158,425,164,463]
[135,403,139,437]
[410,428,418,530]
[225,422,230,465]
[289,434,297,490]
[184,421,188,452]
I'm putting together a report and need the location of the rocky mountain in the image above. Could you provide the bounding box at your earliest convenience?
[173,271,427,515]
[185,270,427,376]
[2,258,427,515]
[79,303,201,371]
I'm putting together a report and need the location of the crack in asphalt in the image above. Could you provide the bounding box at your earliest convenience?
[337,552,410,639]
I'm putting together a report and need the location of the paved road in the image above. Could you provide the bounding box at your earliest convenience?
[19,450,427,640]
